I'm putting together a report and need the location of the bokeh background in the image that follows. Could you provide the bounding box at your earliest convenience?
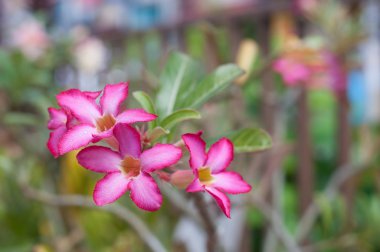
[1,0,380,251]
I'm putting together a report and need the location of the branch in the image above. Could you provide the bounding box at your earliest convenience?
[295,162,370,242]
[250,194,302,252]
[192,193,218,252]
[22,186,167,252]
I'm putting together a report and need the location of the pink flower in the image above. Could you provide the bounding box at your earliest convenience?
[11,21,50,60]
[323,51,347,94]
[77,123,182,210]
[52,82,157,156]
[182,132,251,218]
[47,90,102,157]
[47,108,70,158]
[273,57,311,86]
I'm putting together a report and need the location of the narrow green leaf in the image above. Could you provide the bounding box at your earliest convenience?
[133,91,157,129]
[156,52,200,117]
[177,64,244,109]
[132,91,156,114]
[230,128,272,153]
[160,109,201,130]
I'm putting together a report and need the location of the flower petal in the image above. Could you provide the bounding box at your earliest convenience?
[58,124,97,155]
[57,89,101,124]
[116,109,157,124]
[47,126,66,158]
[77,146,121,173]
[140,144,182,172]
[182,132,207,170]
[206,138,234,173]
[129,172,162,211]
[92,128,114,142]
[113,123,141,158]
[186,179,204,192]
[211,171,251,194]
[100,82,129,115]
[47,108,67,130]
[205,187,231,218]
[93,172,131,206]
[83,90,102,99]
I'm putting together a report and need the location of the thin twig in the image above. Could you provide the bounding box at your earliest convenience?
[22,186,167,252]
[295,162,370,242]
[250,194,302,252]
[192,193,218,252]
[302,233,359,252]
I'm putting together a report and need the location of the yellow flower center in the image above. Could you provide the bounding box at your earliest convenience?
[198,166,213,185]
[96,114,116,132]
[120,156,141,177]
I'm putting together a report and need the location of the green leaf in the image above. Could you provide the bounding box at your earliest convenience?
[156,52,200,117]
[177,64,244,109]
[160,109,201,130]
[133,91,157,129]
[230,128,272,153]
[132,91,156,114]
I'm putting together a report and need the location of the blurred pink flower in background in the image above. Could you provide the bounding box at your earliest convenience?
[323,51,348,94]
[273,57,312,86]
[293,0,317,13]
[11,21,50,60]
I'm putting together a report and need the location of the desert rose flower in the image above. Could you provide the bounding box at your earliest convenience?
[273,57,311,86]
[77,123,182,210]
[11,21,50,60]
[182,132,251,218]
[54,82,157,156]
[47,91,102,157]
[47,108,70,158]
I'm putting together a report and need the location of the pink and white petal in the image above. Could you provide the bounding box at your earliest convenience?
[206,138,234,173]
[186,179,204,193]
[140,144,182,173]
[57,89,101,124]
[116,109,157,124]
[211,171,252,194]
[182,132,207,170]
[93,172,131,206]
[83,90,102,100]
[47,126,67,158]
[205,187,231,218]
[129,173,162,211]
[58,124,97,155]
[91,128,114,142]
[113,123,141,158]
[47,108,67,130]
[100,82,129,116]
[77,146,121,173]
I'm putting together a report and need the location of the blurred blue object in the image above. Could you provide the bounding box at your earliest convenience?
[348,70,367,125]
[125,0,159,30]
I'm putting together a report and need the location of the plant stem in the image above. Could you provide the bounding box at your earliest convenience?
[193,193,218,252]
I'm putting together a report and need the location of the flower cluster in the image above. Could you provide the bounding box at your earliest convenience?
[47,82,251,217]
